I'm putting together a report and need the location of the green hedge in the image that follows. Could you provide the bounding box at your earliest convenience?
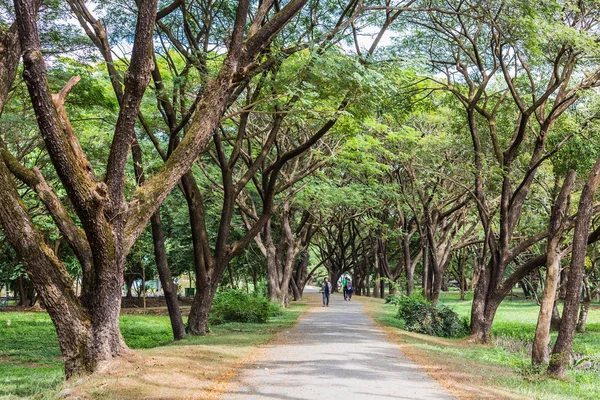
[209,289,281,325]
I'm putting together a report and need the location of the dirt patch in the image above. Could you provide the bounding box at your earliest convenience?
[357,296,524,400]
[64,345,249,399]
[63,298,311,400]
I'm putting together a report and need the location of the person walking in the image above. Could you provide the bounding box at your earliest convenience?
[346,279,354,301]
[321,278,332,307]
[342,275,349,301]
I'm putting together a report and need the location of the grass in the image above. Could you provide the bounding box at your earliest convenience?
[0,302,307,399]
[361,291,600,400]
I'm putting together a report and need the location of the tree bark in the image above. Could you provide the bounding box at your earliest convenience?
[131,137,185,340]
[551,303,562,330]
[532,170,575,366]
[17,274,28,306]
[373,253,380,298]
[150,212,186,340]
[576,301,590,333]
[549,158,600,377]
[0,158,95,378]
[186,274,218,335]
[470,258,492,342]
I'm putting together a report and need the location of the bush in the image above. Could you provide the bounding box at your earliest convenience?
[395,295,468,338]
[209,289,272,325]
[267,301,283,318]
[384,294,403,305]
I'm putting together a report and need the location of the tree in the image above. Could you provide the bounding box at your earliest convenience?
[0,0,310,377]
[401,0,600,342]
[548,158,600,377]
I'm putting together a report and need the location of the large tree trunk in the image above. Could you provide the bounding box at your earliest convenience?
[532,170,575,366]
[470,259,493,342]
[0,158,116,378]
[276,204,301,306]
[549,158,600,377]
[186,274,218,335]
[266,242,280,302]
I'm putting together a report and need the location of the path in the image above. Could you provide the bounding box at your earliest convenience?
[221,292,455,399]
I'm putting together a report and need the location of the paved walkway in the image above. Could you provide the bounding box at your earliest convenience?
[221,292,455,400]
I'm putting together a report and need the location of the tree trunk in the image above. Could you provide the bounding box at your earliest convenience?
[330,269,341,295]
[459,254,466,301]
[549,158,600,377]
[291,251,308,300]
[150,212,185,340]
[551,302,561,330]
[431,268,443,306]
[125,276,134,299]
[576,301,590,333]
[470,260,493,342]
[0,158,124,378]
[17,274,28,306]
[267,248,280,302]
[441,275,449,292]
[290,275,301,301]
[366,264,371,297]
[532,170,574,366]
[532,245,563,365]
[186,275,217,335]
[559,269,568,300]
[406,266,414,296]
[422,244,430,298]
[373,259,380,298]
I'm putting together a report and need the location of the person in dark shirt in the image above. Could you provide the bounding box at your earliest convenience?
[321,278,332,307]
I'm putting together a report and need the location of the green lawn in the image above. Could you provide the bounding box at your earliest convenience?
[367,291,600,400]
[0,304,306,399]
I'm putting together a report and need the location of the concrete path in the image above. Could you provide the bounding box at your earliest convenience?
[221,293,455,400]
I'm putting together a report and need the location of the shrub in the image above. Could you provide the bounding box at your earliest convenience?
[209,289,272,325]
[384,294,403,305]
[267,301,283,318]
[395,295,468,338]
